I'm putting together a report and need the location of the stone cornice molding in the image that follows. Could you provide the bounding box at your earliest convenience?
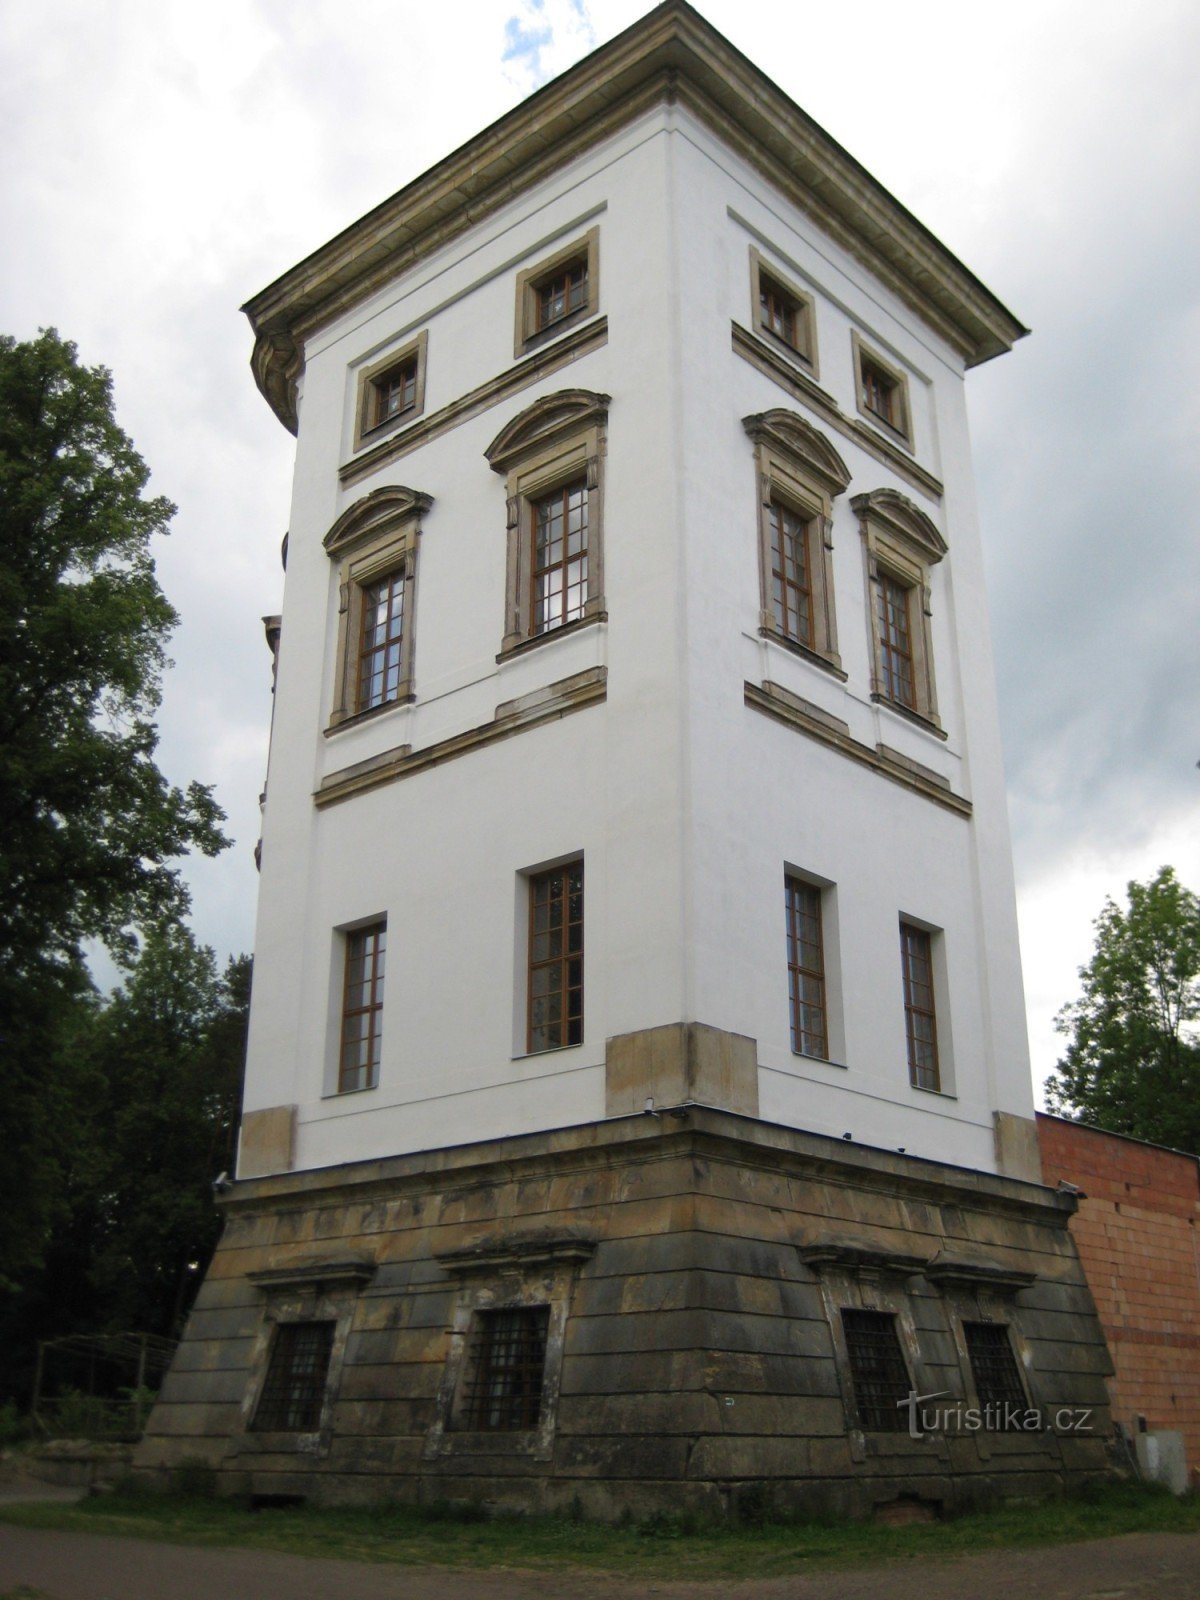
[435,1229,598,1275]
[244,1,1027,433]
[742,409,852,497]
[851,487,947,563]
[248,1258,376,1293]
[484,389,611,473]
[322,485,433,557]
[797,1241,928,1278]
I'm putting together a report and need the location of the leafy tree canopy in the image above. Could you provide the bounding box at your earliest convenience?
[1046,867,1200,1156]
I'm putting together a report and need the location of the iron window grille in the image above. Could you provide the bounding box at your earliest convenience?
[900,922,939,1091]
[841,1308,912,1431]
[251,1321,335,1432]
[964,1321,1027,1416]
[528,861,584,1053]
[785,877,827,1057]
[461,1306,550,1431]
[340,922,386,1092]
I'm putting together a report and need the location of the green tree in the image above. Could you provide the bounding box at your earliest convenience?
[1046,867,1200,1155]
[0,328,228,1288]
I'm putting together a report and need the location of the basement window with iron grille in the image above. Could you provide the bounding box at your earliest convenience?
[964,1321,1027,1417]
[841,1308,912,1432]
[251,1321,335,1432]
[459,1306,550,1431]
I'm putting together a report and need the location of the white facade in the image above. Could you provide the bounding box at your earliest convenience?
[240,6,1034,1181]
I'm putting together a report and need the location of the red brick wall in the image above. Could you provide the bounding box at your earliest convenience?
[1038,1113,1200,1474]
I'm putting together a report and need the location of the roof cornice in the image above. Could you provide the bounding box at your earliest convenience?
[244,0,1028,434]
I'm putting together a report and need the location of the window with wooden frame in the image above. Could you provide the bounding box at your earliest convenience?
[749,247,816,369]
[514,228,600,356]
[353,330,428,451]
[851,333,912,447]
[485,390,608,657]
[899,920,939,1092]
[324,486,432,727]
[853,488,946,732]
[459,1306,550,1431]
[339,921,386,1093]
[527,860,583,1055]
[963,1321,1028,1418]
[840,1308,913,1432]
[250,1321,336,1432]
[785,876,828,1058]
[743,410,850,673]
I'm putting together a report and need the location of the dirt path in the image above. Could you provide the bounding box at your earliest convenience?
[1,1526,1199,1600]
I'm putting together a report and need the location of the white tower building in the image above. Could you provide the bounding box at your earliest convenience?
[139,4,1115,1515]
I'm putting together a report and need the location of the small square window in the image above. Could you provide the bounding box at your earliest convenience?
[353,331,428,451]
[251,1321,335,1432]
[748,248,816,370]
[515,229,600,356]
[340,921,386,1093]
[841,1308,912,1432]
[459,1306,550,1431]
[851,333,912,447]
[900,921,939,1092]
[527,861,584,1054]
[785,876,827,1058]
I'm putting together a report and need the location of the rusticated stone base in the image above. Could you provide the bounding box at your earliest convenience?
[135,1108,1118,1519]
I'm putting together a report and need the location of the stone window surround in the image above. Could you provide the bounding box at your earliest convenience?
[424,1232,596,1462]
[513,227,600,359]
[352,330,429,454]
[853,487,947,737]
[324,914,389,1099]
[783,864,846,1068]
[324,485,433,731]
[743,409,850,678]
[485,389,609,660]
[851,331,913,450]
[236,1259,375,1459]
[748,245,818,374]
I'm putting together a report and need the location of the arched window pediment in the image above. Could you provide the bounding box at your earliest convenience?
[323,485,433,557]
[851,488,946,563]
[485,389,610,475]
[742,410,851,498]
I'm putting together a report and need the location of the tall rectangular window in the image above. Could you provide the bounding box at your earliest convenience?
[841,1309,912,1431]
[531,481,588,636]
[356,570,406,712]
[785,877,827,1058]
[251,1321,335,1432]
[768,501,814,647]
[461,1306,550,1431]
[528,862,583,1053]
[900,921,939,1091]
[876,573,916,709]
[340,922,386,1092]
[964,1322,1027,1415]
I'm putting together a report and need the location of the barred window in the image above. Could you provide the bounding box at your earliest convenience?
[785,877,827,1058]
[964,1322,1027,1414]
[900,922,939,1091]
[528,862,584,1054]
[252,1321,335,1432]
[461,1306,550,1431]
[841,1308,912,1431]
[340,922,386,1093]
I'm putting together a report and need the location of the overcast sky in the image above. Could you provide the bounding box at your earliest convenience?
[3,0,1197,1095]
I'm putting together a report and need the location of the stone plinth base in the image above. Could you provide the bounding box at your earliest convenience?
[136,1108,1117,1519]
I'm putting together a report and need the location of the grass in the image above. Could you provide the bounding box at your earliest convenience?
[0,1481,1197,1580]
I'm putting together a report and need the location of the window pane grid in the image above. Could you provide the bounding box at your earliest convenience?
[340,923,386,1092]
[877,574,916,708]
[900,922,939,1091]
[769,501,814,646]
[463,1306,550,1430]
[760,281,797,347]
[536,261,588,330]
[841,1309,911,1432]
[357,571,406,711]
[252,1321,335,1432]
[532,482,588,635]
[372,358,417,426]
[528,862,583,1053]
[861,360,897,428]
[964,1322,1027,1416]
[785,877,827,1058]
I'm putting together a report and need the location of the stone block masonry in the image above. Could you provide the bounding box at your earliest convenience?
[137,1109,1117,1518]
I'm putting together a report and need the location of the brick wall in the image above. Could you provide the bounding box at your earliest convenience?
[1038,1113,1200,1475]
